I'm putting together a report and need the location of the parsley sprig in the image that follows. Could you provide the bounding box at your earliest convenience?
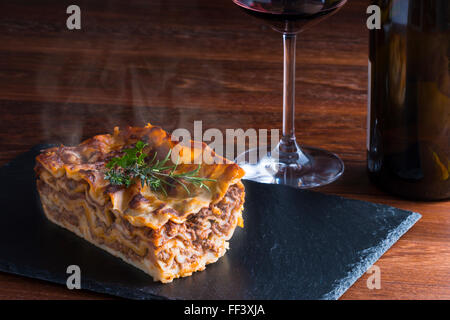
[104,141,215,196]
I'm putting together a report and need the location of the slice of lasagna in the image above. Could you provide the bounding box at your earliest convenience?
[35,124,245,283]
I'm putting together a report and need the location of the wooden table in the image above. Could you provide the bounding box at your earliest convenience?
[0,0,448,300]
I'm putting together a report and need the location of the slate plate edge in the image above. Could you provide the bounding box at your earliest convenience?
[322,211,422,300]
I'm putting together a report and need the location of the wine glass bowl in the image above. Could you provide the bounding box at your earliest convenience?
[232,0,346,188]
[232,0,348,33]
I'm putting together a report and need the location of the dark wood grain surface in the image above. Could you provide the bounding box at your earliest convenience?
[0,0,448,300]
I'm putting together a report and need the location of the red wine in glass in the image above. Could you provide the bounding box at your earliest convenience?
[233,0,347,33]
[233,0,347,188]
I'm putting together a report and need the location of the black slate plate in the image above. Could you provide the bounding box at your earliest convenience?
[0,145,421,300]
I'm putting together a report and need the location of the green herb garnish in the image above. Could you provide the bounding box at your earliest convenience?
[104,141,215,195]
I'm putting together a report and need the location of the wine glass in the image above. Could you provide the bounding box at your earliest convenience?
[233,0,346,188]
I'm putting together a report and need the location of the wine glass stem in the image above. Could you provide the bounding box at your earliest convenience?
[281,33,298,154]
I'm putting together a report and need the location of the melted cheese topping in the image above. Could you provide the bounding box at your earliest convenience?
[36,124,245,230]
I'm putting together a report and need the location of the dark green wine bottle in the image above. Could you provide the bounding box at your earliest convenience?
[367,0,449,200]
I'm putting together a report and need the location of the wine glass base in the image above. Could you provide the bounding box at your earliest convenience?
[235,146,344,189]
